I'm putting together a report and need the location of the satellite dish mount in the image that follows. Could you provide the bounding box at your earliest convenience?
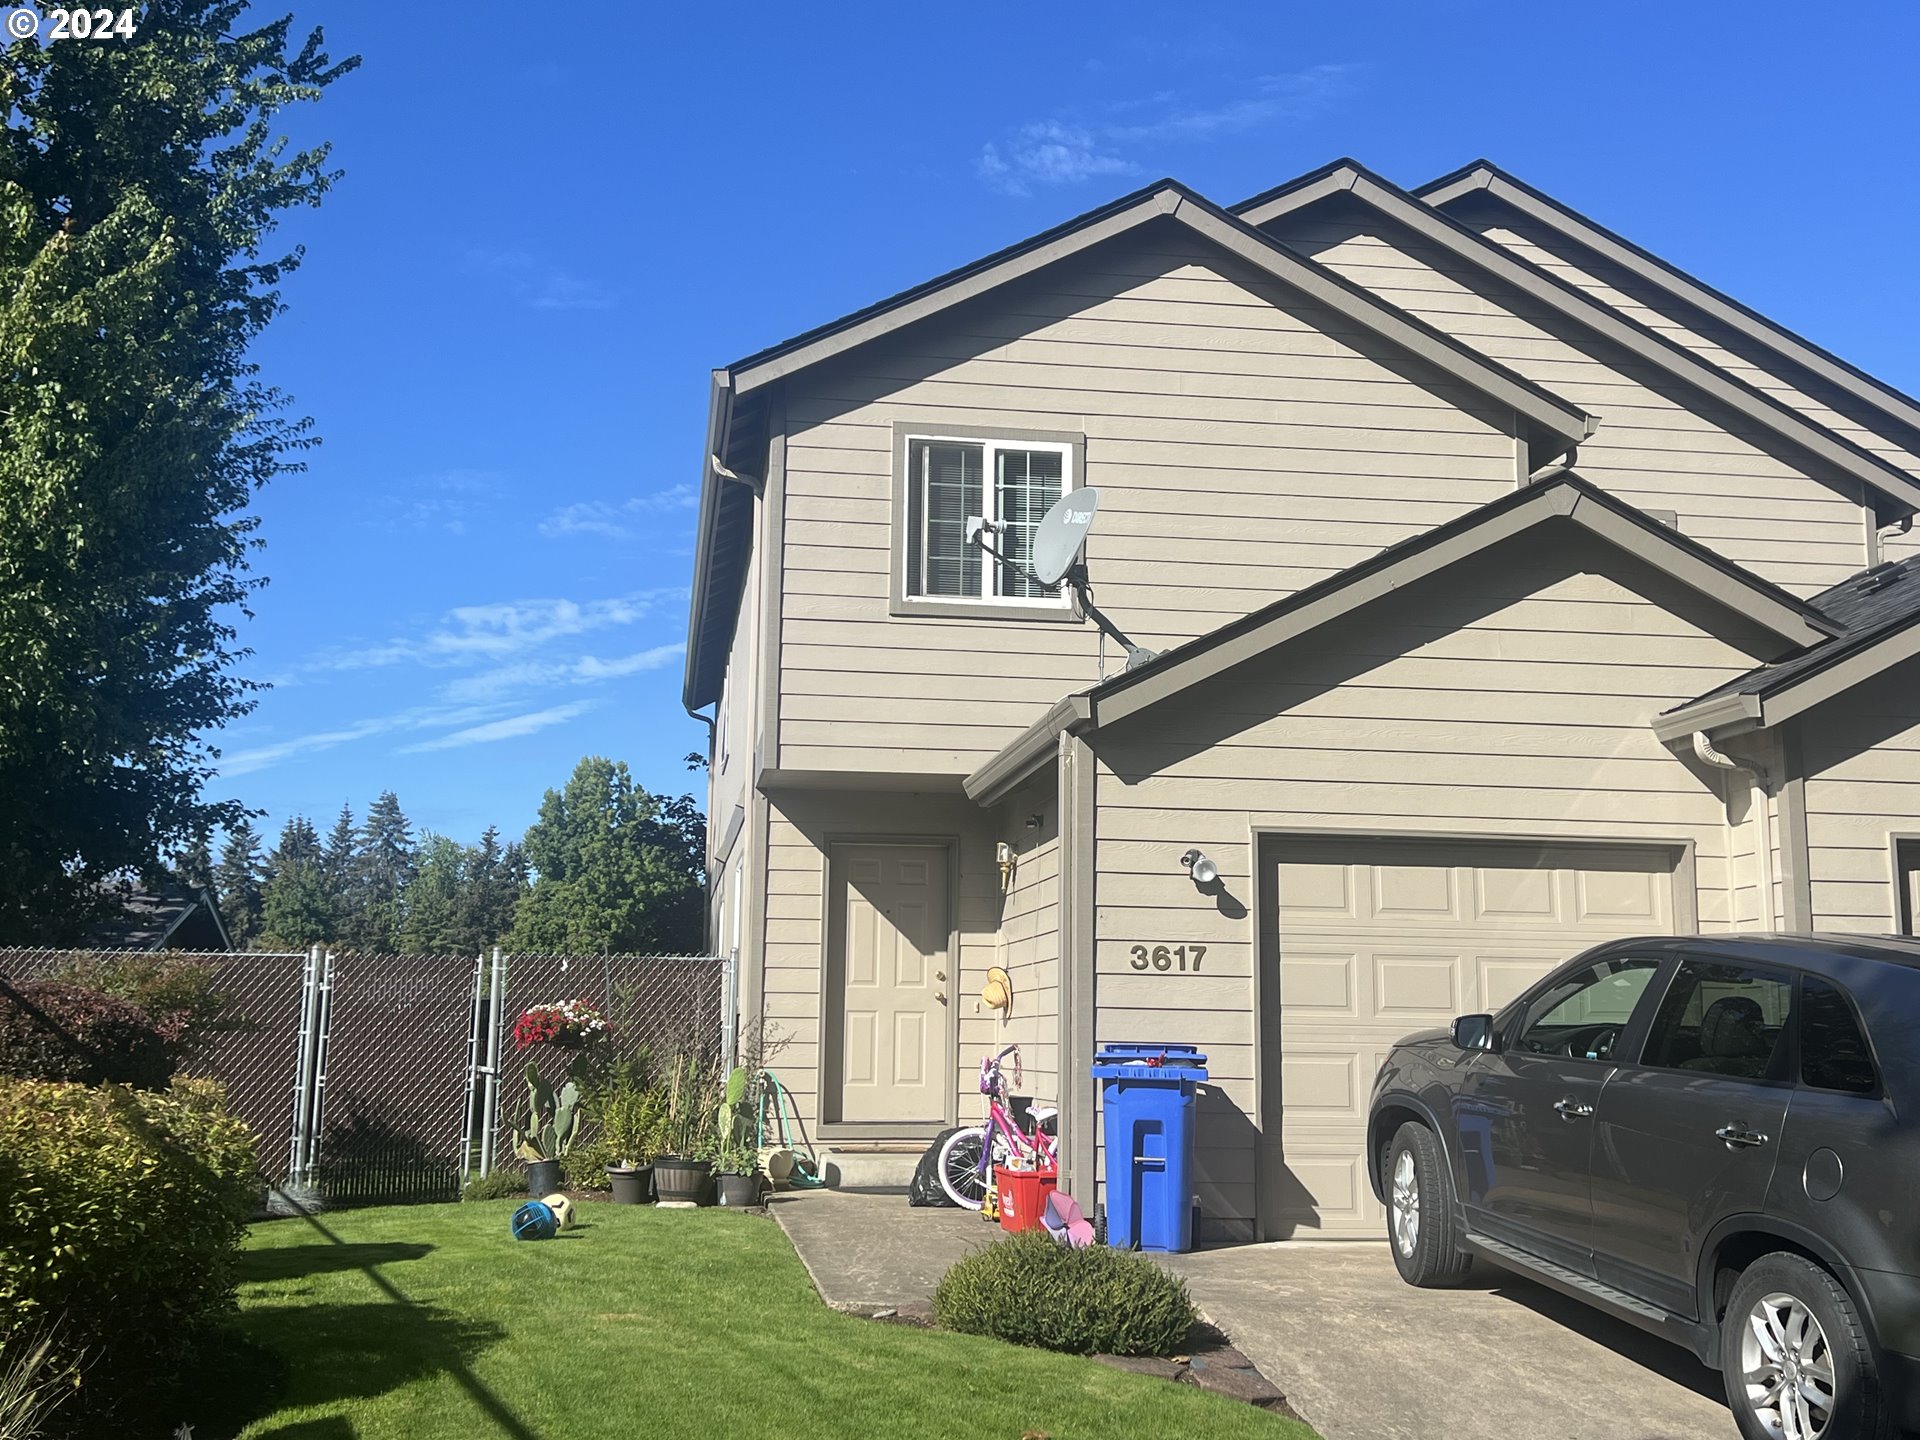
[969,487,1156,673]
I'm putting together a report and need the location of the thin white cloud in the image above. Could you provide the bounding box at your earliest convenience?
[539,485,700,540]
[976,64,1358,195]
[438,643,686,704]
[306,591,680,674]
[399,701,596,754]
[465,247,617,311]
[218,703,508,777]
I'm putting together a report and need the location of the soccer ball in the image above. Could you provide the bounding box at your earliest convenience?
[541,1193,576,1230]
[511,1201,558,1241]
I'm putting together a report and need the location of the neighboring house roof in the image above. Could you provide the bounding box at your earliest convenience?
[85,881,234,951]
[1417,159,1920,450]
[682,174,1602,711]
[1231,160,1920,519]
[966,473,1838,805]
[1654,556,1920,742]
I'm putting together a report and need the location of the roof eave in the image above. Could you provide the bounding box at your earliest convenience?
[1651,691,1765,744]
[680,372,735,712]
[964,694,1092,806]
[1234,162,1920,517]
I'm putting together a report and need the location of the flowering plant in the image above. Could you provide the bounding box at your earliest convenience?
[513,999,614,1050]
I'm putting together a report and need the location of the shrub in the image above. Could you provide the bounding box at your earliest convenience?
[0,980,173,1089]
[48,953,239,1062]
[932,1230,1197,1356]
[460,1167,528,1202]
[0,1077,257,1437]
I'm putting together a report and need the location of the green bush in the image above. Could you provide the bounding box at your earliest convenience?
[0,979,174,1089]
[459,1167,527,1202]
[0,1077,257,1437]
[932,1230,1197,1356]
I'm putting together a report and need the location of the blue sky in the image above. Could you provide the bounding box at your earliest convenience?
[222,0,1920,845]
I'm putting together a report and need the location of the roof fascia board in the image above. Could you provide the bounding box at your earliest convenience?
[1237,165,1920,514]
[732,193,1174,395]
[1751,616,1920,732]
[1561,493,1833,647]
[1169,198,1592,445]
[964,693,1091,806]
[1651,690,1765,744]
[1422,163,1920,443]
[681,372,734,710]
[1092,489,1563,727]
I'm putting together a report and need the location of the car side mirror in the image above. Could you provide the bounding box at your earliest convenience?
[1451,1014,1497,1052]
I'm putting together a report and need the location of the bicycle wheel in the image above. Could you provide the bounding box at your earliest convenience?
[937,1126,992,1209]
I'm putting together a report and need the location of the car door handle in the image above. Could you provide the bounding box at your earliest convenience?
[1715,1125,1770,1149]
[1553,1098,1594,1120]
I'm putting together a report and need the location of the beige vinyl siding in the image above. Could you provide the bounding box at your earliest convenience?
[709,520,760,868]
[1800,658,1920,931]
[759,789,1000,1135]
[1086,526,1759,1234]
[777,222,1523,778]
[990,770,1061,1108]
[1265,199,1871,596]
[1443,192,1920,484]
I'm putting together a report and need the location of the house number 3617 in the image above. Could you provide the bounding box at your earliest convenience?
[1129,944,1206,972]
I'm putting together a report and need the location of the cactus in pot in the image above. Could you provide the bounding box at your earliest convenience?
[513,1062,582,1161]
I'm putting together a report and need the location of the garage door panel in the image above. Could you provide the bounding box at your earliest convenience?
[1263,838,1676,1239]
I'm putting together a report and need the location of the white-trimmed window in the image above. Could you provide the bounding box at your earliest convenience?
[901,433,1074,606]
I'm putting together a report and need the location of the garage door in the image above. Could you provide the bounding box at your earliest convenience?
[1258,837,1679,1240]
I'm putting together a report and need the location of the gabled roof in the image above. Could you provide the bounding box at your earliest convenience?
[1418,159,1920,451]
[86,881,233,951]
[684,175,1603,710]
[1232,160,1920,519]
[1654,555,1920,742]
[966,473,1838,805]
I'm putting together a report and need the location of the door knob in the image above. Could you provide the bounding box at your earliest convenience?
[1715,1125,1770,1149]
[1553,1098,1594,1120]
[936,993,948,1005]
[935,971,947,982]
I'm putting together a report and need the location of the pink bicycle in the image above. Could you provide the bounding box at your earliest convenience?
[937,1043,1057,1209]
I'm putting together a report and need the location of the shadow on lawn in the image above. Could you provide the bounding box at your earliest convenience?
[240,1241,434,1284]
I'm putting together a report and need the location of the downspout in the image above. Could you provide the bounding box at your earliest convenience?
[1693,732,1777,930]
[1528,445,1579,484]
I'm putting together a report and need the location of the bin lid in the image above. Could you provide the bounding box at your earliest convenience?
[1091,1061,1207,1083]
[1093,1044,1207,1066]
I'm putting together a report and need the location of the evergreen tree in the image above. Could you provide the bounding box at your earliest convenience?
[398,833,465,953]
[509,757,705,955]
[350,790,415,951]
[171,827,215,892]
[452,825,523,952]
[321,802,358,936]
[214,820,266,948]
[0,4,356,941]
[257,814,330,946]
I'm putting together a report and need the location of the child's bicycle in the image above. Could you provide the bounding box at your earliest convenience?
[937,1043,1057,1210]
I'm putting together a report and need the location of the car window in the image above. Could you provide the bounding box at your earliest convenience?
[1640,958,1791,1080]
[1800,976,1878,1095]
[1510,957,1662,1061]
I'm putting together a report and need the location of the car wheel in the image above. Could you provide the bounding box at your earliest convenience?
[1383,1121,1470,1287]
[1722,1252,1891,1440]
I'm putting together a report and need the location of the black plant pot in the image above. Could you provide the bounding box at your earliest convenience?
[653,1155,713,1206]
[607,1164,654,1205]
[715,1173,761,1208]
[526,1159,562,1197]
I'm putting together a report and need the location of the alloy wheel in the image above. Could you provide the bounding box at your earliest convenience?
[1740,1291,1835,1440]
[1390,1147,1420,1257]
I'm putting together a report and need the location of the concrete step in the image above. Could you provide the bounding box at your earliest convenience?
[820,1144,928,1190]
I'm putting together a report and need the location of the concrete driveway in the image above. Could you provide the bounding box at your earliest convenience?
[1166,1242,1732,1440]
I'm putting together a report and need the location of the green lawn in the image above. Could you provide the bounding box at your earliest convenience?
[215,1201,1315,1440]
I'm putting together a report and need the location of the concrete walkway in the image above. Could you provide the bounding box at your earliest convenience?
[770,1189,1733,1440]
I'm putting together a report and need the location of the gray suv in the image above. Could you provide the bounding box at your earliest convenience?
[1368,935,1920,1440]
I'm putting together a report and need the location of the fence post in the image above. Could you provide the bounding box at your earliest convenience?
[723,947,739,1067]
[286,946,319,1185]
[459,950,485,1180]
[478,946,506,1176]
[304,948,337,1193]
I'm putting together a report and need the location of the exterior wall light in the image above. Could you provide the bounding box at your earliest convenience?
[1180,849,1219,886]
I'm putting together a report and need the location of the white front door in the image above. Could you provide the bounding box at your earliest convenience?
[833,844,950,1124]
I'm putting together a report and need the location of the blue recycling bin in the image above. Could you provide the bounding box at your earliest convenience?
[1093,1043,1207,1252]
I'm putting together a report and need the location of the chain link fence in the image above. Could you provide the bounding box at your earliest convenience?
[0,946,731,1207]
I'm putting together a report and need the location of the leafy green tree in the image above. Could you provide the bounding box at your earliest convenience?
[510,757,706,955]
[214,820,265,948]
[0,3,356,942]
[398,833,465,954]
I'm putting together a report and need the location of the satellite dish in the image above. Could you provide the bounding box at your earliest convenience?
[1031,488,1100,587]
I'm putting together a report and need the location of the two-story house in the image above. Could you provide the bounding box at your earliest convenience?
[684,157,1920,1242]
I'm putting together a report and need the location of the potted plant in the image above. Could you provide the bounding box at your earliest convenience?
[601,1079,667,1204]
[653,1053,715,1206]
[711,1134,762,1207]
[514,999,613,1051]
[512,1063,581,1196]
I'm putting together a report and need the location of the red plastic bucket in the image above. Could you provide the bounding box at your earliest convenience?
[995,1165,1058,1234]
